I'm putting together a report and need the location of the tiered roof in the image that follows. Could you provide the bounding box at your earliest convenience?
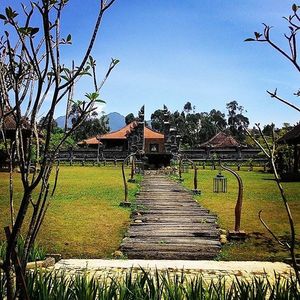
[199,132,240,148]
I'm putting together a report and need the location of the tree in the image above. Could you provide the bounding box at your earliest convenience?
[209,109,227,130]
[38,117,76,149]
[151,109,165,132]
[226,100,249,141]
[0,0,117,298]
[125,112,135,125]
[69,105,109,141]
[262,123,275,137]
[183,101,192,114]
[172,104,219,148]
[245,3,300,284]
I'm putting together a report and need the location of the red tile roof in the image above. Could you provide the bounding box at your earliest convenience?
[144,126,164,139]
[99,122,138,140]
[79,122,164,145]
[77,136,102,145]
[98,122,164,140]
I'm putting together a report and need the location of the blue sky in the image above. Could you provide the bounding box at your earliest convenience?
[2,0,300,126]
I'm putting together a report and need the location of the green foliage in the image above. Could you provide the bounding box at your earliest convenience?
[38,118,76,150]
[69,103,110,142]
[151,103,228,148]
[0,237,45,263]
[0,269,299,299]
[226,100,249,141]
[151,109,165,132]
[50,129,76,150]
[125,113,135,125]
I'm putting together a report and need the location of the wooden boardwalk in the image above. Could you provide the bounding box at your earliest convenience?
[121,172,221,260]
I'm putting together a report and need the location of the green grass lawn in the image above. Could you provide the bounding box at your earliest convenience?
[181,167,300,261]
[1,166,299,261]
[0,166,139,258]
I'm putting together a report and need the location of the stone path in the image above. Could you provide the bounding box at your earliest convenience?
[120,173,221,259]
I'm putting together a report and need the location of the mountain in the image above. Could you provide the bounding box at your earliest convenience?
[107,112,125,131]
[55,115,71,129]
[55,112,125,132]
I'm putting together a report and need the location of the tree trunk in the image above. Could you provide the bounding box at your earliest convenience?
[4,264,15,300]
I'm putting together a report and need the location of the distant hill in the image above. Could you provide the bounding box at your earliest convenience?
[55,115,72,129]
[107,112,125,131]
[55,112,125,132]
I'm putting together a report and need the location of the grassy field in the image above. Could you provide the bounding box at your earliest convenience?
[0,166,139,258]
[181,167,300,261]
[0,165,299,261]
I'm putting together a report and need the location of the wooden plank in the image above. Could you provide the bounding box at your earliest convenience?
[125,251,218,260]
[121,172,221,260]
[123,236,220,243]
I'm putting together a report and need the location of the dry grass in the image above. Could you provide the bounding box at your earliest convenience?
[0,166,139,258]
[181,167,300,261]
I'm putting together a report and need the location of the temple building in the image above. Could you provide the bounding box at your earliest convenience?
[77,106,180,167]
[180,131,262,161]
[70,106,263,166]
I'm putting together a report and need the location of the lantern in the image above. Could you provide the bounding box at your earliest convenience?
[213,172,227,193]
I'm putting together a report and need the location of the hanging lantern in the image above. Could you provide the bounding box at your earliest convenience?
[213,172,227,193]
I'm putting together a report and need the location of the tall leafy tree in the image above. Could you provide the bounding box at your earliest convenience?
[209,109,227,130]
[183,101,192,114]
[69,103,109,141]
[226,100,249,141]
[151,109,165,132]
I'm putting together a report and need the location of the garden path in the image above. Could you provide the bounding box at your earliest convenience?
[121,171,221,259]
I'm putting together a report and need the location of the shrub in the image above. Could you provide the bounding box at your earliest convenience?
[0,268,299,299]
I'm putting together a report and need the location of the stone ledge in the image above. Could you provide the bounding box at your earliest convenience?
[54,259,293,278]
